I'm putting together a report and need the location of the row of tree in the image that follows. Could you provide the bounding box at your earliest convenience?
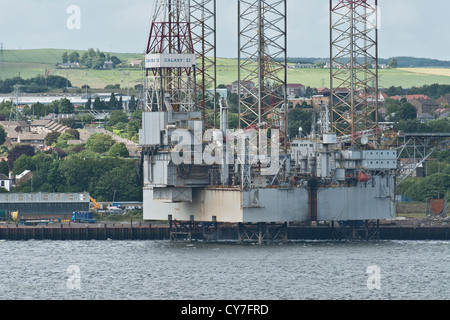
[1,133,140,201]
[0,75,71,93]
[61,48,122,70]
[385,84,450,100]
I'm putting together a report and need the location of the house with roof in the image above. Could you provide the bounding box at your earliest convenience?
[0,173,12,192]
[316,88,330,95]
[0,121,30,133]
[103,61,114,69]
[130,59,142,67]
[390,94,431,102]
[231,80,255,95]
[435,95,450,107]
[59,62,80,69]
[409,99,439,116]
[287,84,306,98]
[0,120,70,148]
[30,120,70,134]
[17,132,47,148]
[0,121,31,147]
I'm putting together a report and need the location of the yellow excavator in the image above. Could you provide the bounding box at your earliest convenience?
[90,196,101,211]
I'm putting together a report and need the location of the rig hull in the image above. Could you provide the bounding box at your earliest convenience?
[143,174,395,223]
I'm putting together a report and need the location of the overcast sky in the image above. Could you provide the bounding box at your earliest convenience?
[0,0,449,60]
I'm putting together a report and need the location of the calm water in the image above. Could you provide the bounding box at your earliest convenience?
[0,239,448,300]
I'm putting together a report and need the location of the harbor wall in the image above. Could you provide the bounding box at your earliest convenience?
[0,225,448,241]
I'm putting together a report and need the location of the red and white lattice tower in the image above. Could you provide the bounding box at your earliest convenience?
[145,0,197,112]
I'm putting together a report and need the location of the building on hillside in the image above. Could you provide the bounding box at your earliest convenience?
[409,98,439,116]
[231,80,255,95]
[290,95,330,112]
[0,119,70,148]
[130,59,142,67]
[103,61,114,69]
[293,63,315,69]
[287,84,306,98]
[17,132,47,148]
[316,88,330,95]
[30,120,69,134]
[0,174,12,192]
[0,121,30,133]
[435,95,450,107]
[59,62,80,69]
[390,94,431,102]
[417,113,435,122]
[15,170,33,187]
[439,111,450,118]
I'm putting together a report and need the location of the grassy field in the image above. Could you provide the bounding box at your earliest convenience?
[1,49,450,90]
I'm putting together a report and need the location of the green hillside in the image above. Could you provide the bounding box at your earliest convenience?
[1,49,450,90]
[1,48,142,64]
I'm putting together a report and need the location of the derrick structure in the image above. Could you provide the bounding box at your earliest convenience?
[329,0,379,143]
[238,0,288,147]
[189,0,217,127]
[145,0,197,112]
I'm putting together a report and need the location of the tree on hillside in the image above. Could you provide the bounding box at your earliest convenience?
[59,98,75,114]
[93,97,106,111]
[0,125,6,145]
[85,97,92,110]
[288,107,313,139]
[86,133,115,153]
[108,93,117,110]
[12,154,34,176]
[0,161,9,176]
[128,95,136,112]
[45,132,61,146]
[110,56,122,67]
[62,52,69,64]
[388,58,398,68]
[7,144,35,170]
[66,129,80,140]
[109,143,129,158]
[398,102,417,120]
[93,161,142,201]
[69,51,80,63]
[108,110,128,126]
[386,86,403,97]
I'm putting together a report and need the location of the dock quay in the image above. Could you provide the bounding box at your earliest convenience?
[0,222,448,241]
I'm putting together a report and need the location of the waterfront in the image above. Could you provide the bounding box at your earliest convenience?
[0,239,448,300]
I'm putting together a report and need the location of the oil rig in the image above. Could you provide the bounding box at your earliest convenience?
[139,0,397,243]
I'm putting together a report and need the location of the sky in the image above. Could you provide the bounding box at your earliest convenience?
[0,0,449,60]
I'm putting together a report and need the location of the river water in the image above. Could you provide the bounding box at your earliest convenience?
[0,239,448,300]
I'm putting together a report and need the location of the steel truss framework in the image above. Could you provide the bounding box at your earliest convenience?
[238,0,287,147]
[331,220,380,241]
[394,133,450,186]
[189,0,217,128]
[238,222,288,244]
[145,0,197,112]
[169,215,219,242]
[330,0,379,142]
